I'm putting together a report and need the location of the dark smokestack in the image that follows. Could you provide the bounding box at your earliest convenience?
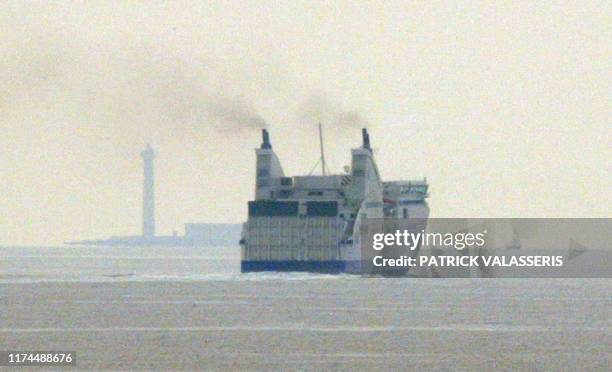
[362,128,371,150]
[261,129,272,149]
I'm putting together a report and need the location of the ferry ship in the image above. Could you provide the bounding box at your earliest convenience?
[240,128,429,274]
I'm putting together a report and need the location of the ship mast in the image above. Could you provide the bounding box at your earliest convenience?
[319,122,326,176]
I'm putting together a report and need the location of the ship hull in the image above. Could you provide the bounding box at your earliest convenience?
[241,260,350,274]
[241,260,363,274]
[240,209,429,275]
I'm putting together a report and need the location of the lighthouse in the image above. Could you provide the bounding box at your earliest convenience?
[141,144,156,238]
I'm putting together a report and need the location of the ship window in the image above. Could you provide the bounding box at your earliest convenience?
[403,208,408,219]
[280,177,292,186]
[306,201,338,216]
[248,200,299,216]
[307,191,323,196]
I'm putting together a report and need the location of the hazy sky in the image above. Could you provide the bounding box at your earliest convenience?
[1,1,610,245]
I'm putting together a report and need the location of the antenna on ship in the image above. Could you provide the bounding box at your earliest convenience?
[319,122,327,176]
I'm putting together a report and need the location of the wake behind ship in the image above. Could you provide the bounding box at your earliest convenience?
[240,128,429,274]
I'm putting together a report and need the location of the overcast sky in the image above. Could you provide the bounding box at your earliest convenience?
[1,1,610,245]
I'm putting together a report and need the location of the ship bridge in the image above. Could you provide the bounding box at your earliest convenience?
[383,179,430,219]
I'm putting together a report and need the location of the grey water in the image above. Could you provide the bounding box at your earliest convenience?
[1,245,610,370]
[0,245,243,283]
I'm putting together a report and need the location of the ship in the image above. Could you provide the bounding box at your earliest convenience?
[240,127,429,274]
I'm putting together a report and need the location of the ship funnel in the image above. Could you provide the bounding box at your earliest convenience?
[362,128,371,150]
[261,129,272,149]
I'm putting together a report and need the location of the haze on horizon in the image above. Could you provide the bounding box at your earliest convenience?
[1,1,610,245]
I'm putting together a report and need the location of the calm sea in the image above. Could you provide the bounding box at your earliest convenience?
[1,245,610,369]
[0,245,245,283]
